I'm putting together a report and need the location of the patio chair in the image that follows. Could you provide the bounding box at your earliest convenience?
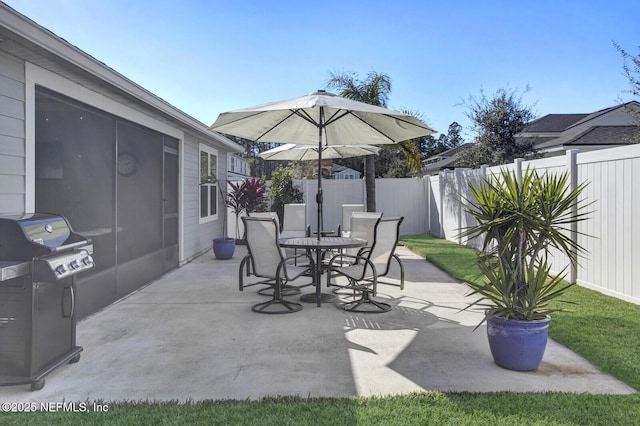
[239,216,313,314]
[281,203,310,261]
[338,204,364,237]
[326,212,382,288]
[281,203,309,238]
[239,212,280,281]
[338,211,405,290]
[327,216,404,313]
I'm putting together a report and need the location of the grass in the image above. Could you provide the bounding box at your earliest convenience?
[3,234,639,425]
[2,393,639,425]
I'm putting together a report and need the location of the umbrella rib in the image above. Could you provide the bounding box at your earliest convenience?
[343,111,432,142]
[293,109,320,127]
[254,110,300,141]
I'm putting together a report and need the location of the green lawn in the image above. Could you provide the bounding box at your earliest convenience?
[3,234,639,425]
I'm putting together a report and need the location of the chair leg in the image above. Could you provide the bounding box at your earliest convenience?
[338,289,391,313]
[252,298,303,314]
[393,253,405,290]
[252,277,303,314]
[257,285,301,297]
[239,255,250,291]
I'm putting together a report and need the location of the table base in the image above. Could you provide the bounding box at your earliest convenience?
[300,292,337,304]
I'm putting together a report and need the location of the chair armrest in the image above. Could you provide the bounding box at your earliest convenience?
[327,253,362,267]
[279,252,315,280]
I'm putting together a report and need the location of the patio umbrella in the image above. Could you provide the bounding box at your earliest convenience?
[210,90,436,239]
[258,143,380,161]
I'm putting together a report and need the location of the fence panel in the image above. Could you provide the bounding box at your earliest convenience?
[439,145,640,305]
[375,178,429,235]
[575,145,640,303]
[293,178,430,235]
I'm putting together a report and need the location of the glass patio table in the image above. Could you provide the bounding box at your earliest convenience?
[278,236,367,307]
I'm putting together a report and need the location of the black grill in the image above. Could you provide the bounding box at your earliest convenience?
[0,213,94,391]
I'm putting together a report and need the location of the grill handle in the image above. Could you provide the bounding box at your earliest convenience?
[50,240,89,253]
[62,286,75,318]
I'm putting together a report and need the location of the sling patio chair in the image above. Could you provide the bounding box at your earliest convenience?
[239,216,313,314]
[326,211,382,288]
[327,216,404,313]
[239,211,281,289]
[281,203,311,263]
[338,204,364,237]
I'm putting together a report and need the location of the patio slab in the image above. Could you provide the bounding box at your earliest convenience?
[0,246,635,403]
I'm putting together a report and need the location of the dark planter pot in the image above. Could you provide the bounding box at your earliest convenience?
[486,315,551,371]
[213,238,235,260]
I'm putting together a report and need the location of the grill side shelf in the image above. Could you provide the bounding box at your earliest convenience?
[0,262,31,282]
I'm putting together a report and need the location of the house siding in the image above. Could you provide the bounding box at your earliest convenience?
[0,50,25,213]
[181,132,228,262]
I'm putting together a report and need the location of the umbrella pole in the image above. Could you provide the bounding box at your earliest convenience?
[316,124,323,241]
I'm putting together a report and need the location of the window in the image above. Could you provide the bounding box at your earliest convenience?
[199,144,218,223]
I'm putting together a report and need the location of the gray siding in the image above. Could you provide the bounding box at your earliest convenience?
[0,50,25,213]
[181,132,228,261]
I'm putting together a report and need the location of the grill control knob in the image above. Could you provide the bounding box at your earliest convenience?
[82,255,94,266]
[56,264,69,275]
[70,260,81,270]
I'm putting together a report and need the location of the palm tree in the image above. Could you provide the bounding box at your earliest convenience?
[326,71,423,211]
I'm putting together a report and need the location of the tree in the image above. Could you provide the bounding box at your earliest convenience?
[325,71,424,210]
[458,88,536,168]
[615,43,640,144]
[269,167,304,225]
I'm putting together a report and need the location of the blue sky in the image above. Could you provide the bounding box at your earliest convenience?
[6,0,639,139]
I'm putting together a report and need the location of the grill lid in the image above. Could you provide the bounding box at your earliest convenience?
[0,213,89,260]
[12,214,71,247]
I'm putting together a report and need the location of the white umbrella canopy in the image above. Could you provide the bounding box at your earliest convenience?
[258,143,381,161]
[210,90,436,146]
[210,90,436,238]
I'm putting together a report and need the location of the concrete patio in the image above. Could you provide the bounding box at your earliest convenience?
[0,245,635,403]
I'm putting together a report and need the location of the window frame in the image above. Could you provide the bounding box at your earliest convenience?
[199,144,219,224]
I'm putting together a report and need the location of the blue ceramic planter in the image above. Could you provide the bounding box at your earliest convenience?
[213,238,235,260]
[486,315,551,371]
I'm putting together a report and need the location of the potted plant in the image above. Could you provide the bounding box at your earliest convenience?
[210,178,236,260]
[460,167,591,370]
[229,178,268,244]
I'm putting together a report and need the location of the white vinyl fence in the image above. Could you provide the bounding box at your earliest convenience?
[427,145,640,305]
[230,143,640,304]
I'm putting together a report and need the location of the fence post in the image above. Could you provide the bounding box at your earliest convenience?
[566,149,579,284]
[439,171,445,239]
[455,169,463,244]
[424,175,430,235]
[514,158,524,185]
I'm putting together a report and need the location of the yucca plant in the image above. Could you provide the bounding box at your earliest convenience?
[460,167,592,324]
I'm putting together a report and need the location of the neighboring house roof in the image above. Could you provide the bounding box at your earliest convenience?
[536,126,639,151]
[332,164,361,178]
[0,3,242,153]
[523,114,589,133]
[567,101,639,130]
[423,144,475,174]
[423,101,639,172]
[517,101,639,155]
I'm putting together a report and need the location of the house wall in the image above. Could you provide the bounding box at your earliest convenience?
[0,50,25,213]
[0,47,233,318]
[182,132,226,260]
